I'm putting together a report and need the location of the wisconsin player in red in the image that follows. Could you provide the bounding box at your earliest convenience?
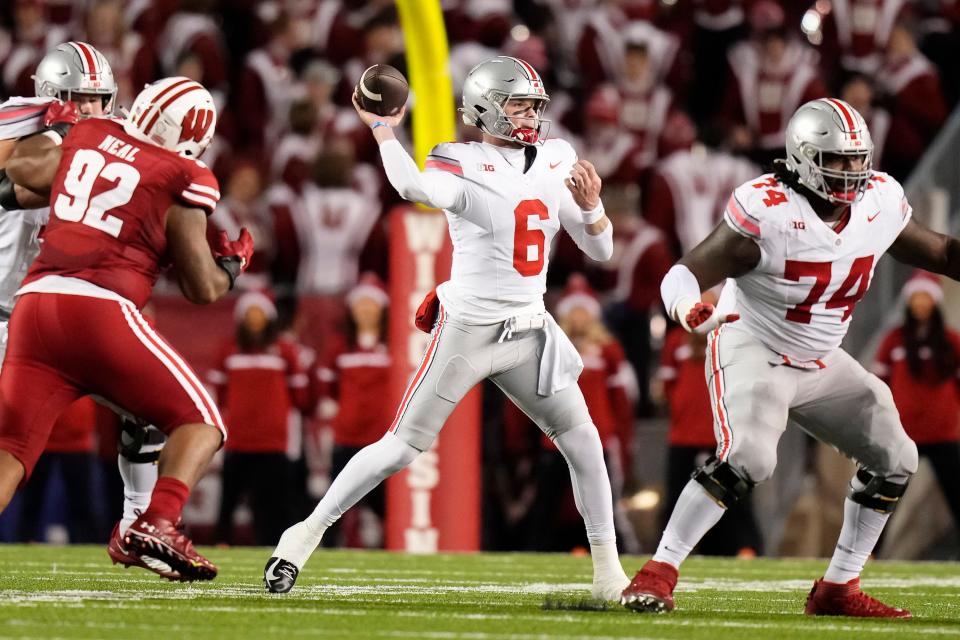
[0,77,254,581]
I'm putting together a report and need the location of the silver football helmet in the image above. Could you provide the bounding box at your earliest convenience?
[460,56,550,146]
[784,98,873,204]
[33,42,117,113]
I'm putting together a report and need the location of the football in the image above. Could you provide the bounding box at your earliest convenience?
[355,64,409,117]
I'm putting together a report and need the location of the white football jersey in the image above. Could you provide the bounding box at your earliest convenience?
[425,138,588,323]
[724,171,911,362]
[0,97,52,315]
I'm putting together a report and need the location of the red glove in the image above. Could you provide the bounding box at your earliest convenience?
[213,228,254,288]
[44,100,80,128]
[677,298,740,335]
[415,287,440,333]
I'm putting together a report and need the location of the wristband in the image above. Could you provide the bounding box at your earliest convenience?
[0,170,23,211]
[581,202,605,224]
[371,121,390,131]
[216,256,242,290]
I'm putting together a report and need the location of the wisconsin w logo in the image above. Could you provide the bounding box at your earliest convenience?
[179,107,214,143]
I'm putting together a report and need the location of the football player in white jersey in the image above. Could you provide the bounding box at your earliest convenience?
[266,56,631,600]
[0,43,172,578]
[622,97,960,618]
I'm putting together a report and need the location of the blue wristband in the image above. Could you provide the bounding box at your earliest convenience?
[372,121,390,130]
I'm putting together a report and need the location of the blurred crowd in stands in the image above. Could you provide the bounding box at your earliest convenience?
[1,0,958,557]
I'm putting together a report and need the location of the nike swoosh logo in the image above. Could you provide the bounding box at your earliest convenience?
[549,161,561,169]
[867,210,880,222]
[265,558,282,582]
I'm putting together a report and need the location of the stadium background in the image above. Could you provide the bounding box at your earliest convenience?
[0,0,958,561]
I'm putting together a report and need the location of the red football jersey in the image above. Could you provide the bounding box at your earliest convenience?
[24,117,220,308]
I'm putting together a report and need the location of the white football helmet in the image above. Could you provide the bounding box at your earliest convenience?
[784,98,873,204]
[460,56,550,145]
[123,77,217,158]
[33,41,117,113]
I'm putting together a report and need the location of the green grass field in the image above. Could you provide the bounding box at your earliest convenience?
[0,545,957,639]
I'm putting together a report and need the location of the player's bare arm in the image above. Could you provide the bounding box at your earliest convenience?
[660,221,757,334]
[4,135,62,198]
[680,221,761,288]
[887,218,960,279]
[166,205,252,305]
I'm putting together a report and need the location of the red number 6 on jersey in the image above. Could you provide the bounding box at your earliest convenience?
[513,199,549,277]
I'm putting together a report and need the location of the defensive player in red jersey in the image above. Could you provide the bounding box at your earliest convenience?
[0,77,254,581]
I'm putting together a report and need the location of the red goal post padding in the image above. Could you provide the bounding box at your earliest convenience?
[385,205,482,552]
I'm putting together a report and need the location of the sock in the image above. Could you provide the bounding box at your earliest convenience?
[117,454,158,534]
[144,476,190,522]
[652,480,726,568]
[590,540,626,585]
[823,497,889,583]
[304,433,419,539]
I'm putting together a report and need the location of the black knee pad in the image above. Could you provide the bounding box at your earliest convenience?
[692,456,755,508]
[848,469,908,513]
[118,416,165,463]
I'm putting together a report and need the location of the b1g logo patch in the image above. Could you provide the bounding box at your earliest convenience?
[477,163,495,172]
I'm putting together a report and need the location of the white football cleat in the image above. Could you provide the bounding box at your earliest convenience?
[263,521,321,593]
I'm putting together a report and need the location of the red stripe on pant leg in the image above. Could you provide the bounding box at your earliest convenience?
[710,327,732,460]
[123,303,225,435]
[389,307,446,433]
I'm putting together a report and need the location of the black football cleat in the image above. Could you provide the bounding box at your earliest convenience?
[264,557,300,593]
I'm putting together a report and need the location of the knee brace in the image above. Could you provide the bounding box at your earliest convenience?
[692,456,756,508]
[848,468,908,513]
[118,416,166,463]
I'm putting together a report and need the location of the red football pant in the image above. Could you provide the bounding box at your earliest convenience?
[0,293,226,479]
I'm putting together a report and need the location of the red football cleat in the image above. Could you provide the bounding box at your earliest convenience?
[804,578,911,619]
[621,560,679,613]
[123,513,218,582]
[108,522,181,580]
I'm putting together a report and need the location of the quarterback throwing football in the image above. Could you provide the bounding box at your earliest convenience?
[623,98,957,618]
[266,56,630,600]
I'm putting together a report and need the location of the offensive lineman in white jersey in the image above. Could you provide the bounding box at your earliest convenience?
[265,56,630,600]
[0,43,172,578]
[622,97,960,618]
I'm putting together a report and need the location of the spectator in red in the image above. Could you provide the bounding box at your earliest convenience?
[235,9,298,154]
[658,288,761,556]
[316,274,391,548]
[820,0,910,79]
[157,0,228,100]
[2,0,70,97]
[721,0,827,167]
[17,398,102,543]
[82,0,157,111]
[508,275,639,552]
[876,25,948,181]
[642,111,756,257]
[580,85,645,187]
[872,272,960,533]
[210,291,309,545]
[840,74,890,171]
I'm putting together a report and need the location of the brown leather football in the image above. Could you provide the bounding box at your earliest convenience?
[355,64,409,117]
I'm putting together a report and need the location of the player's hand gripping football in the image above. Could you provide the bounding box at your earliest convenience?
[565,160,601,211]
[213,228,254,289]
[675,296,739,335]
[352,93,406,129]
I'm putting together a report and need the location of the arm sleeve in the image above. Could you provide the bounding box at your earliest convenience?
[379,140,468,212]
[558,195,614,262]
